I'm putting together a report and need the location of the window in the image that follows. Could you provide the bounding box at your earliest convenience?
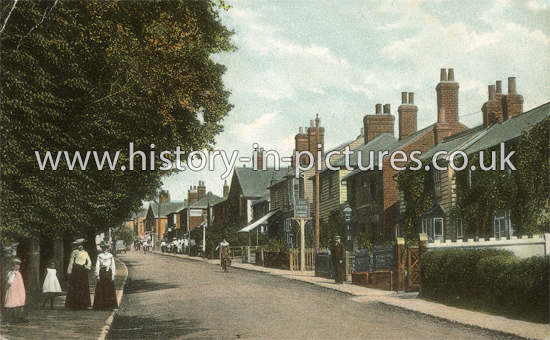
[456,219,464,239]
[494,212,512,239]
[421,219,429,235]
[433,217,444,241]
[285,218,292,232]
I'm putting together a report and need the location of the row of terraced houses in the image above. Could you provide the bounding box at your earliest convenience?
[129,68,549,257]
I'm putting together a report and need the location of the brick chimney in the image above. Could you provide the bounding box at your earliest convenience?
[293,126,309,167]
[159,190,170,204]
[436,68,459,125]
[363,103,394,144]
[307,114,324,165]
[482,77,523,126]
[188,186,198,204]
[434,108,452,144]
[254,146,264,170]
[503,77,523,120]
[197,181,206,200]
[398,92,418,140]
[482,84,503,126]
[223,180,229,198]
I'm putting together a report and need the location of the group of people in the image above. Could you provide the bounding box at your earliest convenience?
[3,238,118,323]
[160,238,184,254]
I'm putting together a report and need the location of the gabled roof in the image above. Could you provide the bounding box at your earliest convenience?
[385,123,435,158]
[234,167,286,198]
[189,192,224,209]
[317,132,365,174]
[462,102,549,155]
[340,133,398,181]
[419,125,489,162]
[149,201,186,218]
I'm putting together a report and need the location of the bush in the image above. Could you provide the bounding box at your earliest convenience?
[421,248,549,323]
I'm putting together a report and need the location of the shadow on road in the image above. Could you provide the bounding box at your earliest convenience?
[123,277,180,294]
[106,315,206,339]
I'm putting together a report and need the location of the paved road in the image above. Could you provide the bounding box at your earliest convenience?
[107,252,518,340]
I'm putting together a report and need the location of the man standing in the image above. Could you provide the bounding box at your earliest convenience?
[331,235,345,284]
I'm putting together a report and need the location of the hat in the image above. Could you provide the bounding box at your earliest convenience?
[220,239,229,247]
[333,235,341,241]
[73,238,85,245]
[99,241,108,248]
[13,258,21,264]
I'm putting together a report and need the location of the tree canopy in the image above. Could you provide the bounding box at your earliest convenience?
[1,0,234,242]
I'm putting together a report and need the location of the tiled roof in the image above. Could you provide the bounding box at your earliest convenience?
[419,125,488,161]
[462,102,549,155]
[234,167,286,198]
[149,201,186,218]
[341,133,398,181]
[189,192,224,208]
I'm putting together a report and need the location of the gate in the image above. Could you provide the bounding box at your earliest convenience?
[406,247,420,292]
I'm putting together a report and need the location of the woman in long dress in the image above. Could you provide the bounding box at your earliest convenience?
[4,258,27,323]
[93,242,118,310]
[65,238,92,310]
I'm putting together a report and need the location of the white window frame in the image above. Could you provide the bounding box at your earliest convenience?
[421,219,429,235]
[456,219,464,239]
[494,212,512,239]
[433,217,444,241]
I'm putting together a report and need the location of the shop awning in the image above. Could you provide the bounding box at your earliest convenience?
[238,210,278,233]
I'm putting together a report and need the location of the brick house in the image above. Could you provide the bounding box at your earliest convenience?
[215,166,285,228]
[343,68,468,245]
[417,77,548,243]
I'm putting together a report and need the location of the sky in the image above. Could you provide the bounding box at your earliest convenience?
[160,0,550,202]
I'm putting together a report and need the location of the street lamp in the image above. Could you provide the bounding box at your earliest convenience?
[343,206,352,251]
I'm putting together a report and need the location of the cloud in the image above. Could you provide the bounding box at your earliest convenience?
[230,111,279,135]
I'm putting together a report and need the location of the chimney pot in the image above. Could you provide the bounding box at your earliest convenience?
[496,81,502,94]
[375,103,382,114]
[408,92,414,105]
[448,68,454,81]
[440,68,447,81]
[383,104,391,114]
[310,120,314,127]
[401,92,408,104]
[508,77,516,94]
[489,85,496,101]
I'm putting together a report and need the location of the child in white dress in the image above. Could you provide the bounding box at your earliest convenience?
[41,259,62,309]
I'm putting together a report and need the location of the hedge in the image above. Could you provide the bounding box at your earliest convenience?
[421,248,549,323]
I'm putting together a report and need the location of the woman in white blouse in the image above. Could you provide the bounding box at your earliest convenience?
[92,241,118,310]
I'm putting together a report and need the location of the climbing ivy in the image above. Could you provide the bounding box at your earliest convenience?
[453,118,549,237]
[397,160,432,242]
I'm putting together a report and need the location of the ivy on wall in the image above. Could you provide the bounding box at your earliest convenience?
[453,118,549,237]
[397,160,433,242]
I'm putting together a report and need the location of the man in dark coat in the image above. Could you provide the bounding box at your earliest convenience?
[331,235,345,284]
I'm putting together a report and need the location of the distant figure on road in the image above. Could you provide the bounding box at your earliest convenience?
[66,238,92,309]
[219,239,231,273]
[93,242,118,310]
[331,235,345,284]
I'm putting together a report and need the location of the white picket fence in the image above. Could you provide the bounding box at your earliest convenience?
[426,234,550,259]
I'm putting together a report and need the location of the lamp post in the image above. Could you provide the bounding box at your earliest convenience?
[343,206,352,251]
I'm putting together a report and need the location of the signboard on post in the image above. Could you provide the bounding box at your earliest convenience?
[294,198,309,219]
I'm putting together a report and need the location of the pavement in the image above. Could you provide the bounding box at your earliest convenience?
[1,250,547,340]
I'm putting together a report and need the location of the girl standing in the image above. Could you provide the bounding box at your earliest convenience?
[93,242,118,310]
[41,259,62,310]
[4,258,27,323]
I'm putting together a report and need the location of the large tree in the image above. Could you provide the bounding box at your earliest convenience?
[1,0,234,242]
